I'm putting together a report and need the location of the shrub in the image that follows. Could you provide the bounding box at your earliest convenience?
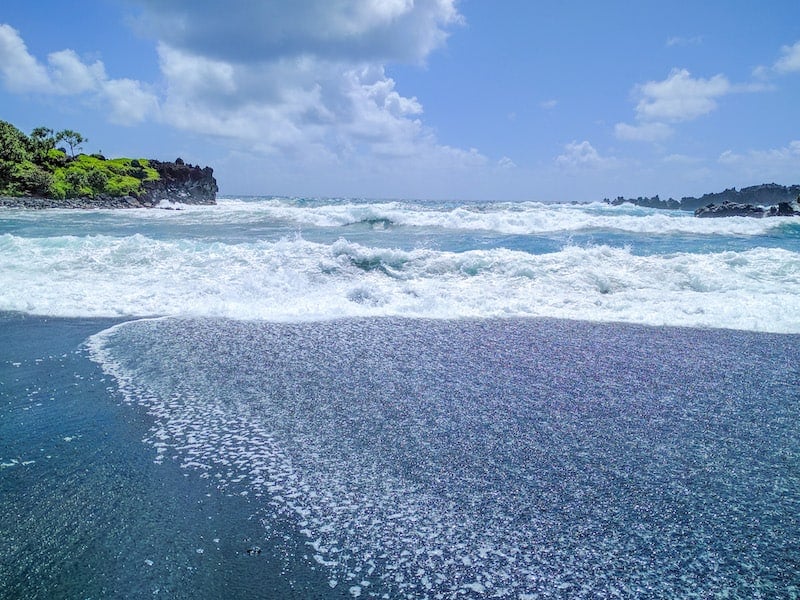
[104,175,143,197]
[86,168,109,195]
[64,168,90,197]
[0,120,29,190]
[15,161,53,196]
[0,120,163,199]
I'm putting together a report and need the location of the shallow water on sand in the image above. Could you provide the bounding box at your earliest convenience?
[0,313,349,599]
[79,316,800,598]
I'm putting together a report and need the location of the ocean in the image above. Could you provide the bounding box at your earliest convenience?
[1,197,799,599]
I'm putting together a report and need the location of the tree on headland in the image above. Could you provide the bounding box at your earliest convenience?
[28,127,57,162]
[0,119,189,202]
[0,121,28,164]
[0,120,30,193]
[56,129,87,158]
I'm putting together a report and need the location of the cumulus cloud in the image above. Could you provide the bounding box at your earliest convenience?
[716,141,800,183]
[136,1,477,167]
[497,156,516,169]
[0,23,157,124]
[753,39,800,78]
[46,49,106,94]
[0,23,50,92]
[2,2,483,179]
[101,78,160,125]
[155,44,433,159]
[556,141,617,169]
[614,121,673,142]
[633,68,730,122]
[131,0,461,64]
[622,38,796,144]
[718,141,800,165]
[773,41,800,73]
[614,68,754,143]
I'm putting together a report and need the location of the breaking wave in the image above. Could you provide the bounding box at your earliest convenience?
[2,232,798,332]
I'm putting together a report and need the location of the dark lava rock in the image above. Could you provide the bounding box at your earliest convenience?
[694,200,800,218]
[694,201,766,218]
[139,160,218,206]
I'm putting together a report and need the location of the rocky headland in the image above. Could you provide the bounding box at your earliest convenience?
[605,183,800,218]
[0,119,217,209]
[0,159,217,209]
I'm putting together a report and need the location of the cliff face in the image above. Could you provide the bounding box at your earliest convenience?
[139,159,218,206]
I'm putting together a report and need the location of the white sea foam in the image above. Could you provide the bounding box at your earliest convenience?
[207,198,790,236]
[2,232,799,331]
[86,318,799,598]
[85,321,543,598]
[62,197,788,237]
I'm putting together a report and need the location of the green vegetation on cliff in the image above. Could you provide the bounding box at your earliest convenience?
[0,120,160,199]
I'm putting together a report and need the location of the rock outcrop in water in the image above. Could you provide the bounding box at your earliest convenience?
[605,183,800,216]
[694,200,800,218]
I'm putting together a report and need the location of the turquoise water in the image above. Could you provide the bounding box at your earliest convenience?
[1,198,799,329]
[2,198,800,598]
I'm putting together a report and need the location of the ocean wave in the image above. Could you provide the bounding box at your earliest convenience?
[204,198,788,237]
[2,232,799,332]
[75,197,787,237]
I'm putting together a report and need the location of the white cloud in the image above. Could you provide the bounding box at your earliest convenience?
[634,68,730,122]
[132,0,461,64]
[622,40,794,146]
[0,24,55,92]
[143,2,478,167]
[614,121,673,142]
[718,141,800,165]
[497,156,516,169]
[753,39,800,78]
[47,49,105,94]
[101,78,160,125]
[615,67,755,143]
[540,99,558,110]
[2,3,484,182]
[774,41,800,73]
[0,27,105,95]
[0,23,157,124]
[556,141,616,169]
[716,141,800,184]
[158,44,237,101]
[156,45,438,160]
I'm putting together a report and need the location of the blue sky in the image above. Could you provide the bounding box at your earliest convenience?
[1,0,799,201]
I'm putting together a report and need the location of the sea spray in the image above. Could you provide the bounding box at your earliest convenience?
[2,230,798,331]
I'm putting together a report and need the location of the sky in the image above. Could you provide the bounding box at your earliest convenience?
[1,0,799,202]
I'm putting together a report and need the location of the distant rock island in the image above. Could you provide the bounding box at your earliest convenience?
[0,120,217,209]
[604,183,800,218]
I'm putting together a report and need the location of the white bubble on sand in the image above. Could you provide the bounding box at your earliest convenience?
[87,317,800,599]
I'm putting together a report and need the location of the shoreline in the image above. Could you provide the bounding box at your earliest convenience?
[0,311,349,599]
[0,194,213,210]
